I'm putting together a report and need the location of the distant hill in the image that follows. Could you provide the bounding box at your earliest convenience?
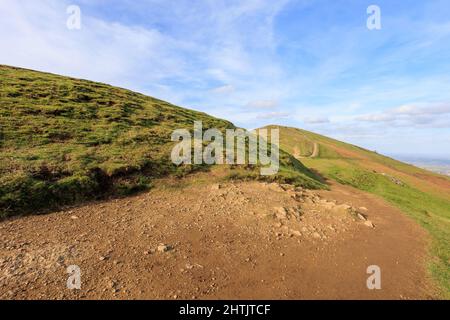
[263,125,450,296]
[0,66,323,218]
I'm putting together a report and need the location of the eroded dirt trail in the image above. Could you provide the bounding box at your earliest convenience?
[0,176,437,299]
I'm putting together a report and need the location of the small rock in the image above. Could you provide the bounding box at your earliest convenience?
[274,207,288,219]
[99,256,107,261]
[70,215,79,220]
[364,220,375,228]
[359,207,368,212]
[108,280,117,289]
[357,213,367,221]
[312,232,321,239]
[291,230,302,237]
[157,244,171,253]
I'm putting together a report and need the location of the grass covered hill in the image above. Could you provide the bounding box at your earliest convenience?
[265,125,450,297]
[0,66,324,218]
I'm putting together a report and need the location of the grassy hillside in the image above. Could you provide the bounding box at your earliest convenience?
[266,125,450,297]
[0,66,324,219]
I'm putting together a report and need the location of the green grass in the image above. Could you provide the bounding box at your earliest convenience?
[0,65,324,218]
[273,126,315,157]
[272,126,450,298]
[222,150,327,189]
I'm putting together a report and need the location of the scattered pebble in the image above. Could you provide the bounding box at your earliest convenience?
[157,244,171,253]
[364,221,375,228]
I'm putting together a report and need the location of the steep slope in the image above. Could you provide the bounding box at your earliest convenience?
[0,66,324,218]
[264,125,450,297]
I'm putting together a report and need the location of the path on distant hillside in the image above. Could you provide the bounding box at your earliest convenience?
[296,143,319,159]
[311,142,319,158]
[0,175,437,300]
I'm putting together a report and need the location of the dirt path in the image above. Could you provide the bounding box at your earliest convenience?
[296,143,319,159]
[0,176,437,300]
[311,142,319,158]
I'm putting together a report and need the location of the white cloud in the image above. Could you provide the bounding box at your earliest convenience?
[0,0,191,98]
[356,102,450,128]
[0,0,290,109]
[303,116,330,124]
[393,103,450,115]
[210,84,235,94]
[357,114,396,122]
[256,112,289,119]
[246,100,278,109]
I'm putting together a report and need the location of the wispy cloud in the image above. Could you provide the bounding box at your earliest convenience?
[210,84,235,94]
[256,112,290,120]
[246,100,279,109]
[356,102,450,128]
[303,116,330,124]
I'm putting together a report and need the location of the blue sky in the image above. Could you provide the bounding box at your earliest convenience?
[1,0,450,158]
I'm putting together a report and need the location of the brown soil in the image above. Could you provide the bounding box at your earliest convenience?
[0,175,437,300]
